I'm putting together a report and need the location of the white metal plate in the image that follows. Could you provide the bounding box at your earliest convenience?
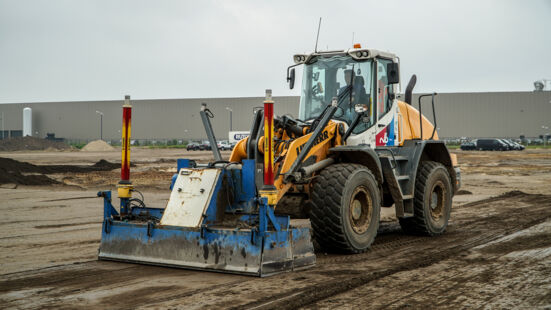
[160,168,220,227]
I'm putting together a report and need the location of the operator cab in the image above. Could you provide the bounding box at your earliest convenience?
[288,47,401,147]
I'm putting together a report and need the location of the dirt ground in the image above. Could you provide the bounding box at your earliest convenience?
[0,148,550,309]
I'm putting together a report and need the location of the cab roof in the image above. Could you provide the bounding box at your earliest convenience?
[293,48,397,65]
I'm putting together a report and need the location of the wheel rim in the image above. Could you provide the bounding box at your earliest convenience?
[349,186,372,234]
[429,181,446,221]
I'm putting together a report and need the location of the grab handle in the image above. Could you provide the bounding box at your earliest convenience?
[397,112,405,145]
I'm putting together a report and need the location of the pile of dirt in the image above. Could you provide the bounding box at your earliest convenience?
[0,136,71,152]
[0,158,59,185]
[91,159,121,170]
[0,157,121,185]
[81,140,115,152]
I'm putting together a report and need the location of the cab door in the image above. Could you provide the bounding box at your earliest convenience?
[374,58,399,147]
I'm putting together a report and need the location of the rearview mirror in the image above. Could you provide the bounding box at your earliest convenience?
[288,68,296,89]
[387,62,399,84]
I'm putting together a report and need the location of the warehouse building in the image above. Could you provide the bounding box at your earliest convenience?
[0,91,550,142]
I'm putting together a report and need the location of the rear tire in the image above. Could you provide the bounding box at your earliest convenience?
[310,163,380,253]
[399,161,452,236]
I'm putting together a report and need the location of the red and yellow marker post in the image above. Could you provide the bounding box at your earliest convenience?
[259,90,278,206]
[118,95,133,207]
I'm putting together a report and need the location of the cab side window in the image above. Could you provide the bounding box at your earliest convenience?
[377,59,395,120]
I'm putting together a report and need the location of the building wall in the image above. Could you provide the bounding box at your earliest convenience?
[411,91,551,138]
[0,91,549,140]
[0,96,299,141]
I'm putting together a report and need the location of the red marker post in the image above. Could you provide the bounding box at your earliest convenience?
[118,95,133,210]
[259,89,277,206]
[120,96,132,182]
[263,90,275,186]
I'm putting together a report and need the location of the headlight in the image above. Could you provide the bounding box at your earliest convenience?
[351,50,369,59]
[293,55,308,63]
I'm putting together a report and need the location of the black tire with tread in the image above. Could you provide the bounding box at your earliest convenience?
[399,161,452,236]
[310,163,380,253]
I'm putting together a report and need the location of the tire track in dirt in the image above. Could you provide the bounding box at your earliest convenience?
[235,192,551,310]
[119,192,545,309]
[0,261,249,310]
[1,191,550,310]
[315,191,530,266]
[360,221,551,309]
[0,226,99,240]
[250,215,550,310]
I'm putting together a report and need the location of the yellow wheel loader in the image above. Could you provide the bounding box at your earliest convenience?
[97,45,461,276]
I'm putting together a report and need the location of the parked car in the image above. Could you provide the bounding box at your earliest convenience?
[501,139,517,150]
[497,139,512,151]
[460,142,476,150]
[200,141,212,151]
[217,141,232,151]
[506,139,525,150]
[514,141,525,150]
[216,141,231,151]
[186,141,201,151]
[476,139,508,151]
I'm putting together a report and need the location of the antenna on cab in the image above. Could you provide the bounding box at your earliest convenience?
[314,17,322,52]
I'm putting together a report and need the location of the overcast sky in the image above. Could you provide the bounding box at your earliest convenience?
[0,0,550,104]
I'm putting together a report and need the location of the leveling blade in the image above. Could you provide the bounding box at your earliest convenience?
[98,182,315,277]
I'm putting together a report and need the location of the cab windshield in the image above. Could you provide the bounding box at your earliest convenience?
[298,55,374,133]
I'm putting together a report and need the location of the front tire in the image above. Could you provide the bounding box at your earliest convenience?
[399,161,452,236]
[310,163,380,253]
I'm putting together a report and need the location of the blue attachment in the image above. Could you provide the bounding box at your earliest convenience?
[98,218,315,276]
[120,197,130,215]
[98,191,118,219]
[238,214,289,231]
[177,158,190,171]
[97,158,316,277]
[202,171,226,224]
[98,191,118,236]
[241,159,256,200]
[171,158,191,190]
[258,197,281,236]
[130,207,164,220]
[170,174,178,190]
[266,201,281,231]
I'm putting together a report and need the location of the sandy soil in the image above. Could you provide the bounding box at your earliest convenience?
[0,148,550,309]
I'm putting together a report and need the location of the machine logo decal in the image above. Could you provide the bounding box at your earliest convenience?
[376,118,395,146]
[296,130,329,154]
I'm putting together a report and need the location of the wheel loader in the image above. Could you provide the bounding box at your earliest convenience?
[97,45,461,276]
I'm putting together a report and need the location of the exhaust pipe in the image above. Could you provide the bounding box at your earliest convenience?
[404,74,417,105]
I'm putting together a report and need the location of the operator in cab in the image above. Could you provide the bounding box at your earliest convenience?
[337,69,369,120]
